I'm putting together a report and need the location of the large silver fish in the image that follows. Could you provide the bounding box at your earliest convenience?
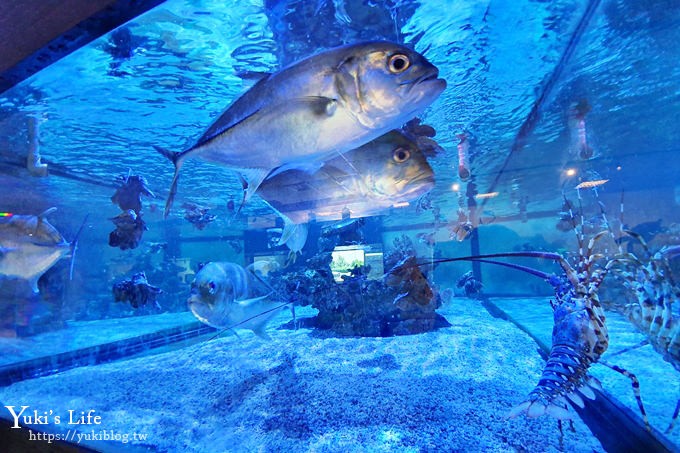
[187,262,287,338]
[258,127,436,251]
[0,208,85,293]
[157,41,445,216]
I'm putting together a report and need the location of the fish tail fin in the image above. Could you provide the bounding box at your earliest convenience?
[153,145,186,218]
[277,217,305,247]
[69,214,90,280]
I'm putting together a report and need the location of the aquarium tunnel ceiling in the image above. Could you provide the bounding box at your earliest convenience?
[0,0,679,225]
[0,0,166,94]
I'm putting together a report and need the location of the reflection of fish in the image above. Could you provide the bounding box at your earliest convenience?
[108,210,147,250]
[456,270,482,297]
[111,172,154,214]
[156,41,445,216]
[113,272,162,309]
[187,262,287,338]
[321,217,365,238]
[617,219,664,252]
[259,128,436,250]
[383,255,433,306]
[416,231,436,247]
[182,202,216,230]
[0,208,86,293]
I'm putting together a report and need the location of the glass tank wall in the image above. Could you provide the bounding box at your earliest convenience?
[1,0,679,451]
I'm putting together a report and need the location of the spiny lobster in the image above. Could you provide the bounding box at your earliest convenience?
[614,228,680,433]
[419,194,650,426]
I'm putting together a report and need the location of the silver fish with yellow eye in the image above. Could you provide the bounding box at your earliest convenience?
[188,262,287,339]
[258,127,437,255]
[156,41,446,216]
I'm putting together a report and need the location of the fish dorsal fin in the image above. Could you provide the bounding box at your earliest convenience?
[234,70,272,82]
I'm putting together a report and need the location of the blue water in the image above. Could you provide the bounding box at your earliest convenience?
[1,0,680,451]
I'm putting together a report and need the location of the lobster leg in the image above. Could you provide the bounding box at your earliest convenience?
[599,360,650,431]
[667,399,680,434]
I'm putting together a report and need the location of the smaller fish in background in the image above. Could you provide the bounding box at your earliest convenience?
[448,208,495,242]
[227,239,243,254]
[416,231,436,247]
[182,202,216,230]
[321,217,366,246]
[146,241,168,254]
[415,192,433,214]
[188,262,289,338]
[616,219,665,253]
[111,172,154,214]
[113,272,162,309]
[456,271,482,298]
[383,255,434,306]
[226,198,236,213]
[0,208,87,293]
[250,259,281,278]
[103,26,148,77]
[108,210,147,250]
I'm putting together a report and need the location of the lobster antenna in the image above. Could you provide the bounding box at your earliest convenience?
[591,187,620,257]
[614,189,626,255]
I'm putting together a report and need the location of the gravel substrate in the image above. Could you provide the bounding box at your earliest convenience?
[0,299,603,452]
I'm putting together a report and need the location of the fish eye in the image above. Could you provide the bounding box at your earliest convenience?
[388,54,410,73]
[208,282,216,294]
[392,147,411,163]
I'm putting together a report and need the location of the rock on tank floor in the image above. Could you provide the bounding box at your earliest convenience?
[0,299,603,452]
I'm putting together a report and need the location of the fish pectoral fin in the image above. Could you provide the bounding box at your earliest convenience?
[267,161,324,179]
[154,146,189,218]
[0,246,17,256]
[235,296,287,340]
[29,278,40,294]
[252,326,272,340]
[292,96,338,117]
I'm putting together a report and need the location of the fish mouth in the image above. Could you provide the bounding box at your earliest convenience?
[395,173,434,199]
[401,67,442,88]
